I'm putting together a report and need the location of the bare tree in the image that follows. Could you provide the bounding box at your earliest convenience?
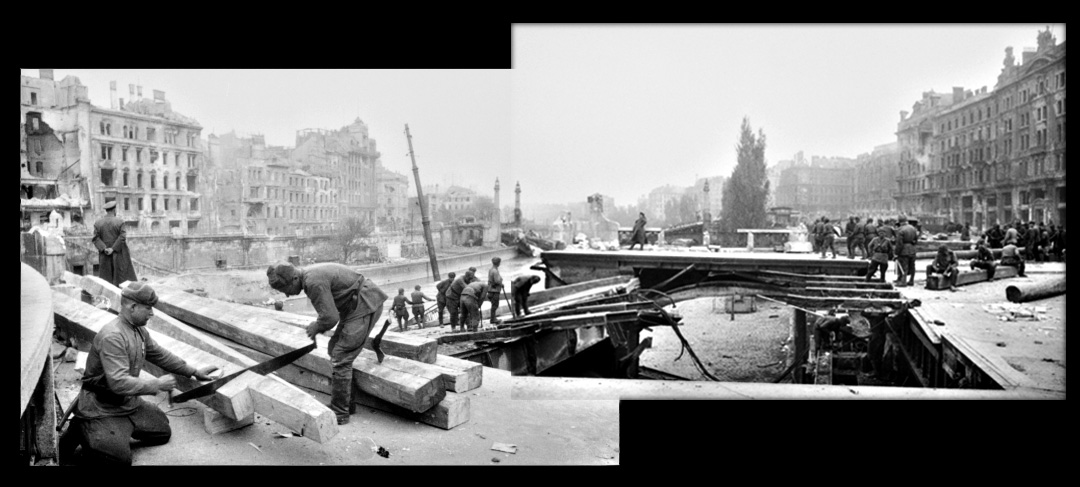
[337,216,372,264]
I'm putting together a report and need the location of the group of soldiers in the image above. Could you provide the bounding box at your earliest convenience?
[809,214,1054,290]
[389,257,543,334]
[983,220,1066,263]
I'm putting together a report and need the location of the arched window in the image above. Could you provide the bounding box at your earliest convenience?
[35,161,43,175]
[163,173,169,189]
[176,176,181,190]
[123,169,130,187]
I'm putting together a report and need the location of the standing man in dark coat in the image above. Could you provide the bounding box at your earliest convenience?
[986,223,1004,249]
[895,216,919,287]
[59,282,218,465]
[487,257,504,325]
[819,218,837,259]
[859,218,875,258]
[434,272,456,326]
[92,200,138,287]
[266,262,388,425]
[409,285,434,328]
[630,213,648,250]
[845,216,858,258]
[865,229,893,283]
[510,275,542,317]
[848,217,865,259]
[811,217,823,253]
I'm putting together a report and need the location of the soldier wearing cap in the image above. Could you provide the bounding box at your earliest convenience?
[92,200,138,287]
[266,262,388,425]
[487,257,504,324]
[895,215,919,287]
[59,282,218,465]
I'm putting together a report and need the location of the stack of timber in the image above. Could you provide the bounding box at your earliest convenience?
[149,284,481,430]
[50,289,338,443]
[62,273,481,430]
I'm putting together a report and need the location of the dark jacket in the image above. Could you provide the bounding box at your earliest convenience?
[869,236,893,263]
[897,224,918,256]
[435,277,454,303]
[447,273,478,303]
[92,214,138,286]
[76,315,196,419]
[303,263,388,335]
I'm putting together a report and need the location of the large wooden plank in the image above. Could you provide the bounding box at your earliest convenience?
[52,291,253,421]
[433,355,483,392]
[290,376,470,430]
[52,291,338,443]
[245,306,438,364]
[248,375,338,443]
[153,285,444,413]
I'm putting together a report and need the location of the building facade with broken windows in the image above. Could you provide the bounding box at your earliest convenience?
[851,142,899,220]
[894,29,1065,227]
[21,71,206,237]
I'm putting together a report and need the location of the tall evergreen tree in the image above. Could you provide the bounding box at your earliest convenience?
[719,117,769,232]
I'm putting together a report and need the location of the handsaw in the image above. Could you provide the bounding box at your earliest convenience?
[171,340,317,403]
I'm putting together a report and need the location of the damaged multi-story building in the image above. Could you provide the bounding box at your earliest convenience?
[894,28,1066,227]
[206,119,408,236]
[20,70,207,236]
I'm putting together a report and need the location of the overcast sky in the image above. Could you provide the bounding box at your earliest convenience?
[23,24,1064,211]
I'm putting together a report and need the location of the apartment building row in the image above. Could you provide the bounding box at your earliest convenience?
[20,70,415,237]
[895,28,1065,228]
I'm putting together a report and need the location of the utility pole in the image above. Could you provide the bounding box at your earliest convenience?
[405,124,440,281]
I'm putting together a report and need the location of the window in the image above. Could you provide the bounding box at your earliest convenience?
[151,150,159,163]
[164,198,169,211]
[163,152,169,166]
[1058,71,1066,89]
[176,198,181,211]
[124,197,130,211]
[151,198,157,212]
[30,92,37,105]
[187,154,196,168]
[137,172,143,188]
[150,173,156,189]
[136,148,142,163]
[176,176,180,189]
[122,170,129,187]
[100,144,113,160]
[147,127,156,142]
[163,175,169,190]
[190,198,198,211]
[138,198,144,210]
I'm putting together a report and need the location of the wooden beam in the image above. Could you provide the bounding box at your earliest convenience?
[235,304,438,364]
[52,291,339,443]
[152,285,444,413]
[295,380,470,430]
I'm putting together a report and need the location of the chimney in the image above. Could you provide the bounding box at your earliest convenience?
[952,87,964,102]
[1022,48,1036,65]
[110,81,118,109]
[900,110,909,121]
[137,85,143,98]
[119,98,124,109]
[39,69,54,80]
[129,84,135,97]
[153,89,165,102]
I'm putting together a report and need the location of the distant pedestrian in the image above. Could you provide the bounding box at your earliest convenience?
[819,218,837,259]
[410,285,434,328]
[865,231,893,283]
[487,257,504,325]
[848,216,865,259]
[92,200,138,287]
[895,215,918,287]
[391,288,409,331]
[860,218,876,257]
[811,217,824,252]
[630,213,648,250]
